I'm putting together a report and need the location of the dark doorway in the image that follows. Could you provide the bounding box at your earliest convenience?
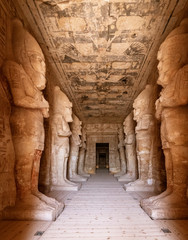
[96,143,109,169]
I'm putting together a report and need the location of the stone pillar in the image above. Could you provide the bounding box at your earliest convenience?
[114,126,126,177]
[118,111,137,182]
[78,126,90,178]
[0,75,16,215]
[2,19,63,221]
[50,86,81,191]
[141,18,188,219]
[68,114,87,182]
[125,84,162,192]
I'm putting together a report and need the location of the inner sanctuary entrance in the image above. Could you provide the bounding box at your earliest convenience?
[96,143,109,169]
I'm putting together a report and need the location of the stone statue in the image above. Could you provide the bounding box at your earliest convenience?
[118,111,137,182]
[78,126,90,178]
[2,19,63,220]
[51,86,81,191]
[141,18,188,219]
[114,125,126,177]
[125,85,159,191]
[68,114,87,182]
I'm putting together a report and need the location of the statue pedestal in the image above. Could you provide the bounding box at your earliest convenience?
[51,183,81,191]
[70,176,87,183]
[124,179,155,192]
[141,203,188,219]
[114,170,126,177]
[118,172,136,182]
[3,201,64,221]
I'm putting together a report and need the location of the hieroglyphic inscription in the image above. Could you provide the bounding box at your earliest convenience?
[0,7,6,66]
[0,117,6,171]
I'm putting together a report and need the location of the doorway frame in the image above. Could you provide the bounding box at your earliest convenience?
[85,134,120,174]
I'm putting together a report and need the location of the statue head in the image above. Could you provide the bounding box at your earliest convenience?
[12,19,46,90]
[133,85,154,122]
[54,86,73,122]
[71,113,82,136]
[157,18,188,87]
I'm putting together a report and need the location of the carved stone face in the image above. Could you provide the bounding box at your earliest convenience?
[54,86,73,122]
[64,105,73,123]
[157,49,180,88]
[72,114,82,135]
[13,19,47,90]
[26,52,46,90]
[157,34,188,87]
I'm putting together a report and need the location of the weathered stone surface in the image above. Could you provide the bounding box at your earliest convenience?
[68,114,87,182]
[12,0,188,123]
[51,86,80,191]
[141,19,188,219]
[0,75,16,215]
[78,126,90,178]
[2,19,63,220]
[125,85,163,192]
[118,111,137,182]
[114,125,126,177]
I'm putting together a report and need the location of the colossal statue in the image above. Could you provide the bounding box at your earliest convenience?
[78,126,90,178]
[68,114,87,182]
[114,126,126,177]
[51,86,80,191]
[125,85,160,191]
[141,18,188,219]
[2,19,63,220]
[118,112,137,182]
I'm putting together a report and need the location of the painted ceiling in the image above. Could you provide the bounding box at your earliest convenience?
[14,0,187,123]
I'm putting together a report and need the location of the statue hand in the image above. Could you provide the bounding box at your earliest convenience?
[155,99,163,120]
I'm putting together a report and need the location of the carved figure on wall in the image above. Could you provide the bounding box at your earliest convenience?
[118,111,137,182]
[0,76,16,212]
[125,85,159,191]
[68,114,87,182]
[114,126,127,177]
[51,86,81,191]
[141,19,188,219]
[2,19,63,220]
[78,126,90,178]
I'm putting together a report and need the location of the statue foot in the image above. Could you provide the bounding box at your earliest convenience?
[118,172,135,181]
[33,191,63,209]
[114,170,126,177]
[151,192,188,208]
[70,174,87,182]
[17,194,54,210]
[141,188,172,206]
[65,178,79,186]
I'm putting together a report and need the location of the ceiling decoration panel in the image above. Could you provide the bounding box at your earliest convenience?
[13,0,187,123]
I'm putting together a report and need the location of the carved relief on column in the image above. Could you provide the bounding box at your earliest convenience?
[78,126,90,178]
[0,75,16,214]
[68,114,87,182]
[118,111,138,182]
[2,19,63,220]
[125,84,162,192]
[51,86,81,191]
[141,18,188,219]
[114,125,127,177]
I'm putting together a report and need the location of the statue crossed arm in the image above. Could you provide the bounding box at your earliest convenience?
[2,61,49,117]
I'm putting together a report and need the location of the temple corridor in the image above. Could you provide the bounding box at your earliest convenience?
[1,0,188,238]
[0,170,187,240]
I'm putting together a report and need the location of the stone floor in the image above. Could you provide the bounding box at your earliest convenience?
[0,169,188,240]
